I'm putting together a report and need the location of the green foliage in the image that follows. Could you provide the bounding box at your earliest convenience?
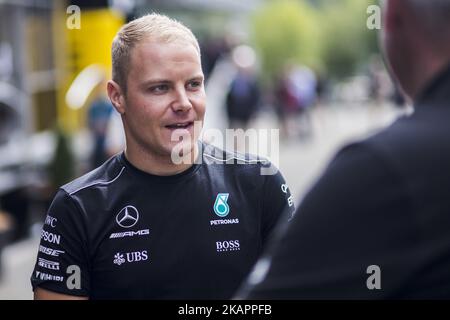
[49,125,75,190]
[320,0,378,78]
[251,0,379,80]
[251,0,323,80]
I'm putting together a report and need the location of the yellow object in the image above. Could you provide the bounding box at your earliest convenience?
[54,7,124,132]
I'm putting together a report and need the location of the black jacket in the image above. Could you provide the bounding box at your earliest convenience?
[239,65,450,299]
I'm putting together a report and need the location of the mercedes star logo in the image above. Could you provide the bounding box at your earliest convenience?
[116,206,139,228]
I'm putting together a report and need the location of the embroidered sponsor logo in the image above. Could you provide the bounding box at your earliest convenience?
[214,193,230,217]
[35,271,64,282]
[109,229,150,239]
[41,231,61,245]
[287,195,294,207]
[38,258,60,270]
[45,215,57,228]
[116,206,139,228]
[113,253,126,266]
[113,250,149,266]
[210,218,239,226]
[281,183,294,207]
[39,245,65,257]
[216,240,240,252]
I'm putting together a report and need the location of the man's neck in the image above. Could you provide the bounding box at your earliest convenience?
[411,53,450,102]
[124,143,199,176]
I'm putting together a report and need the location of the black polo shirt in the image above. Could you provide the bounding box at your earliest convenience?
[31,142,294,299]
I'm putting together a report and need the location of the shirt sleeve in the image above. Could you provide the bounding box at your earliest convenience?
[238,142,414,299]
[30,189,91,297]
[260,163,296,247]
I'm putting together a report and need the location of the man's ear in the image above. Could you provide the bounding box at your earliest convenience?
[107,80,126,114]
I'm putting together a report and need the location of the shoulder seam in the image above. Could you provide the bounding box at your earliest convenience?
[203,153,266,164]
[59,189,92,280]
[68,166,125,196]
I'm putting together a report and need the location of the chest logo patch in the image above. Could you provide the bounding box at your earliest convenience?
[116,206,139,228]
[214,193,230,217]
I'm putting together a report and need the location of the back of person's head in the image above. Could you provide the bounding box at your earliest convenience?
[383,0,450,100]
[408,0,450,49]
[111,13,200,93]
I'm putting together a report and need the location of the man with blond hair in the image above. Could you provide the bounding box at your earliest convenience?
[237,0,450,299]
[31,13,293,299]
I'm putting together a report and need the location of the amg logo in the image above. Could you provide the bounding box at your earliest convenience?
[35,271,64,282]
[39,245,65,257]
[38,258,60,270]
[109,229,150,239]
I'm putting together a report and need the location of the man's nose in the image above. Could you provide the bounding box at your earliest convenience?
[172,88,192,112]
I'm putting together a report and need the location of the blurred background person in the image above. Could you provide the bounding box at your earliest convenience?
[201,36,230,81]
[274,63,317,139]
[225,45,261,131]
[87,80,114,169]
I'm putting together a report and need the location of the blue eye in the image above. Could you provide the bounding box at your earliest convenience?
[151,84,169,93]
[187,80,202,90]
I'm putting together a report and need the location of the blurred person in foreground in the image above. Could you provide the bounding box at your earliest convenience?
[31,13,293,300]
[237,0,450,299]
[87,81,114,169]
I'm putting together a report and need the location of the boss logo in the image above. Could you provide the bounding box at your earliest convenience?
[216,240,240,252]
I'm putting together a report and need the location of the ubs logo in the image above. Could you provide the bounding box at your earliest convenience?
[116,206,139,228]
[113,251,148,266]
